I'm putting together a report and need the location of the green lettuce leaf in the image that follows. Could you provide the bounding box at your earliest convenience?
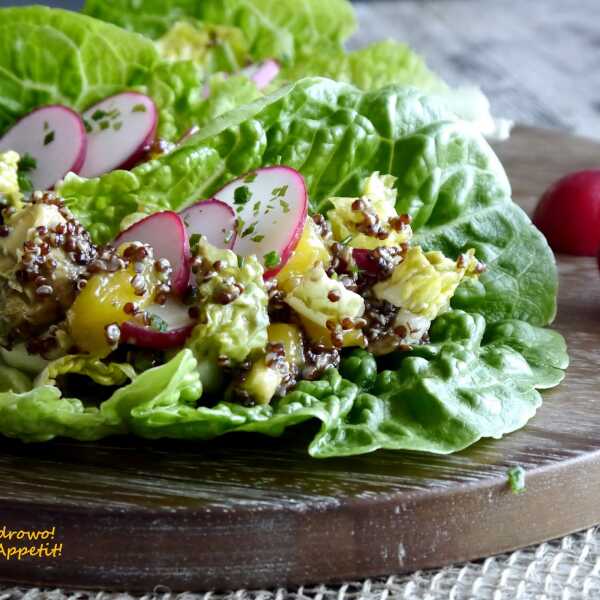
[0,6,160,135]
[156,21,249,74]
[0,385,123,442]
[83,0,357,65]
[60,78,556,326]
[40,310,561,457]
[308,311,567,457]
[36,355,136,387]
[0,313,567,455]
[0,364,32,394]
[282,40,447,94]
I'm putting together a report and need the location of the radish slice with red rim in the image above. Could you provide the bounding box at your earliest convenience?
[121,297,195,350]
[79,92,157,178]
[0,105,87,190]
[114,211,191,296]
[214,166,308,278]
[180,199,237,249]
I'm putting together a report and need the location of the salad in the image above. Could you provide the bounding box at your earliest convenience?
[0,2,567,457]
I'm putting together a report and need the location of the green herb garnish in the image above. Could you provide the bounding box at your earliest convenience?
[17,153,37,193]
[507,466,526,494]
[340,234,353,246]
[272,185,288,197]
[132,104,147,113]
[263,250,280,268]
[234,185,252,205]
[241,222,256,238]
[83,119,92,133]
[113,121,123,131]
[91,109,107,121]
[251,234,265,243]
[99,120,110,131]
[189,233,202,249]
[148,313,168,333]
[43,131,55,146]
[243,172,257,183]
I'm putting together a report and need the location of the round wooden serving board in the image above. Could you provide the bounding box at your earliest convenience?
[1,126,600,592]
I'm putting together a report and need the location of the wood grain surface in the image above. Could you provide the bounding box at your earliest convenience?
[0,126,599,592]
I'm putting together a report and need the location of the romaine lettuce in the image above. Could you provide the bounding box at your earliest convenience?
[60,78,556,326]
[83,0,357,65]
[0,312,567,456]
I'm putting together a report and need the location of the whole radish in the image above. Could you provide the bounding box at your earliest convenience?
[533,170,600,256]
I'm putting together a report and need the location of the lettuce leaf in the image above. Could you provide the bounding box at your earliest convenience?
[282,40,447,95]
[0,6,160,135]
[60,78,556,326]
[0,312,566,455]
[83,0,357,65]
[0,6,244,143]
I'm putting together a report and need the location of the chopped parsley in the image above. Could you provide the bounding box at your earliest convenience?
[279,199,290,213]
[43,131,55,146]
[113,121,123,131]
[83,119,92,133]
[251,234,265,243]
[189,233,202,250]
[234,185,252,205]
[252,201,261,216]
[17,153,37,192]
[272,185,288,197]
[132,103,147,113]
[148,313,168,333]
[99,120,110,131]
[241,222,257,238]
[91,109,108,121]
[263,250,280,268]
[507,466,526,494]
[243,171,257,183]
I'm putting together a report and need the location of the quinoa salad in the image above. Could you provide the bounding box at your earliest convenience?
[0,2,567,457]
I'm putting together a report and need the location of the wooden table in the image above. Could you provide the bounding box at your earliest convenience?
[352,1,599,138]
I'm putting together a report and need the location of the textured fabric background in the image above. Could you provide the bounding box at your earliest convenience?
[0,1,596,598]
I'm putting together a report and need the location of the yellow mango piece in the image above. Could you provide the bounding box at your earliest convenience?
[68,262,158,357]
[300,317,366,349]
[268,323,304,367]
[276,219,330,292]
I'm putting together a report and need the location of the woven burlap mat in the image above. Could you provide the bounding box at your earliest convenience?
[3,526,600,600]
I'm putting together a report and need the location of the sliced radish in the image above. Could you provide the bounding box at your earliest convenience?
[121,297,195,350]
[79,92,157,178]
[180,199,237,250]
[241,60,280,90]
[114,211,191,295]
[214,166,308,278]
[0,105,87,190]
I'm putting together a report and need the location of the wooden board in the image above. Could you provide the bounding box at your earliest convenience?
[1,126,600,592]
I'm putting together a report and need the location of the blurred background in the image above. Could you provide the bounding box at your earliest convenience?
[1,0,597,138]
